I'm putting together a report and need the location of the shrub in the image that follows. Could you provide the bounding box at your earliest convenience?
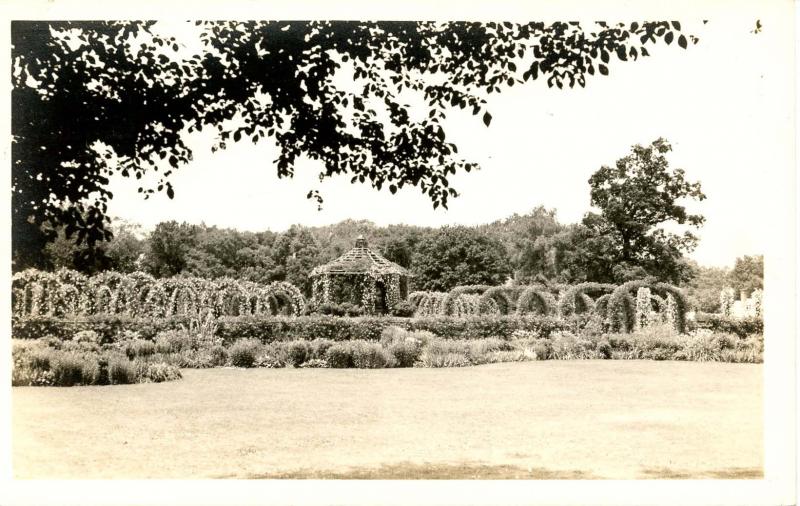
[417,339,470,368]
[308,338,336,360]
[417,351,471,368]
[51,353,98,386]
[712,333,738,351]
[107,356,137,384]
[61,340,101,353]
[351,342,395,368]
[314,302,364,317]
[27,345,55,372]
[209,345,228,366]
[286,340,309,367]
[12,344,57,386]
[390,301,415,317]
[674,331,720,362]
[140,363,182,383]
[568,314,606,337]
[120,339,156,360]
[550,332,596,360]
[483,350,528,363]
[379,326,409,347]
[467,337,511,360]
[155,330,194,354]
[624,324,682,360]
[116,329,143,342]
[380,326,425,367]
[719,349,760,363]
[325,343,354,368]
[647,347,675,361]
[73,329,102,345]
[228,339,261,368]
[255,343,288,368]
[531,339,553,360]
[388,340,421,367]
[596,340,612,359]
[41,334,63,349]
[721,335,763,363]
[300,358,329,368]
[188,345,227,369]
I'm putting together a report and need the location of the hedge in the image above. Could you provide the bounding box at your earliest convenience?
[12,314,588,344]
[221,315,588,343]
[692,313,764,337]
[12,315,191,342]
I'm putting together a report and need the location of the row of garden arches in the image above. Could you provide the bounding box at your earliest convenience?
[12,269,306,318]
[408,281,688,333]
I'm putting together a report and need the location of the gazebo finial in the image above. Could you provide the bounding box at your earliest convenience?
[355,235,367,248]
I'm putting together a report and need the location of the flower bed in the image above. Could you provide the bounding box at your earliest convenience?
[12,337,182,387]
[12,322,763,387]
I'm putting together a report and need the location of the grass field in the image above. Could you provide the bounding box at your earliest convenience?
[12,360,762,479]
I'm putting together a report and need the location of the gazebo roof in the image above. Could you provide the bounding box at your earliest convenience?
[311,236,409,276]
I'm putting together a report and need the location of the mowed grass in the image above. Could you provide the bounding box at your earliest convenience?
[12,360,762,479]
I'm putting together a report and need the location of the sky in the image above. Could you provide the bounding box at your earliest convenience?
[101,13,793,268]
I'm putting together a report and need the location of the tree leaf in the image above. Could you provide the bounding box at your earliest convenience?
[483,112,492,127]
[678,34,687,49]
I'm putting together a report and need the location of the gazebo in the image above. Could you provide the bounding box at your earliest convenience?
[310,236,410,314]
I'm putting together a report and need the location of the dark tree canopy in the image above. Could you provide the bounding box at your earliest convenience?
[684,261,730,312]
[728,255,763,295]
[410,226,511,291]
[12,20,697,269]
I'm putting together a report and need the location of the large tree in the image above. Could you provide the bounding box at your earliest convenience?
[582,138,705,284]
[12,20,697,268]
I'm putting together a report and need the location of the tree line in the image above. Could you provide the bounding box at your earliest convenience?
[34,212,762,313]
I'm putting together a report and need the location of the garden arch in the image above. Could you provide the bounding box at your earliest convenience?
[515,286,557,316]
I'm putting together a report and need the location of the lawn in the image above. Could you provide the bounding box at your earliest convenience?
[11,360,762,479]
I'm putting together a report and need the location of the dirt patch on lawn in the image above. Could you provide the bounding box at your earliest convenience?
[640,466,763,480]
[238,462,596,479]
[233,462,763,480]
